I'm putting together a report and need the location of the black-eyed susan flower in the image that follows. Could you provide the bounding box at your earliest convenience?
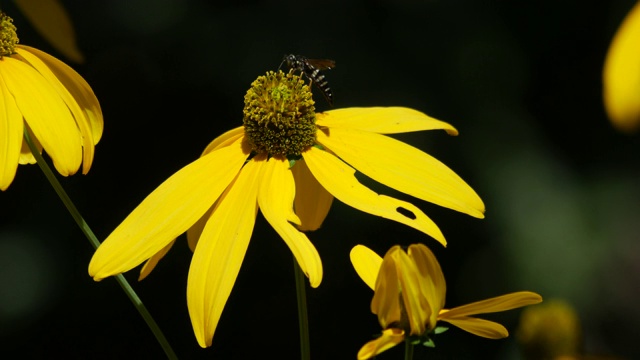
[603,1,640,133]
[350,244,542,359]
[0,12,103,191]
[89,70,485,348]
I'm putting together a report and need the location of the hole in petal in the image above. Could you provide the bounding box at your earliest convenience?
[396,207,416,220]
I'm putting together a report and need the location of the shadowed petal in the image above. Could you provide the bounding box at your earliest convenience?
[0,77,23,190]
[438,315,509,339]
[371,252,402,329]
[187,154,263,348]
[439,291,543,319]
[258,157,323,287]
[303,146,446,245]
[201,126,245,156]
[357,328,405,360]
[317,128,485,219]
[391,247,430,336]
[350,245,383,290]
[139,239,176,281]
[317,107,458,135]
[89,139,248,280]
[291,158,334,231]
[408,244,445,328]
[0,56,81,176]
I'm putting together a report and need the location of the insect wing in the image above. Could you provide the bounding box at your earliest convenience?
[306,58,336,70]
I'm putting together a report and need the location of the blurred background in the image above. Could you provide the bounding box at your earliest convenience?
[1,0,639,358]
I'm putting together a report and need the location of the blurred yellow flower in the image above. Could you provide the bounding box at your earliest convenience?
[603,1,640,133]
[0,12,103,190]
[350,244,542,359]
[89,70,484,348]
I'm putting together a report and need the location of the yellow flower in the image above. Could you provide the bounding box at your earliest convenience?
[603,1,640,133]
[0,12,103,190]
[88,70,485,348]
[350,244,542,359]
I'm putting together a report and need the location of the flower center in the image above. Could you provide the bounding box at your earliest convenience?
[0,13,18,58]
[243,70,317,157]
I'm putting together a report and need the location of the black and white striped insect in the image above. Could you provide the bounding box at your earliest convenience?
[280,54,335,106]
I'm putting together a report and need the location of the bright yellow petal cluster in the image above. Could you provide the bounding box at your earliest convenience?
[89,70,485,348]
[603,1,640,133]
[351,244,542,359]
[0,13,102,190]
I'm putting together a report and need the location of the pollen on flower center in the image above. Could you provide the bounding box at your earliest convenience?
[243,70,317,157]
[0,13,18,58]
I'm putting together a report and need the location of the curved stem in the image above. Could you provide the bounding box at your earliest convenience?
[24,129,177,359]
[293,257,311,360]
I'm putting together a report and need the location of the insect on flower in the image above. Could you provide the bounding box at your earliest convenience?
[280,54,335,106]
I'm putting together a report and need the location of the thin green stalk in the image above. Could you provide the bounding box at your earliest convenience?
[24,129,177,360]
[293,257,311,360]
[404,339,414,360]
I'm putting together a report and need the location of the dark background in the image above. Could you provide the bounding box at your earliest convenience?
[1,0,639,358]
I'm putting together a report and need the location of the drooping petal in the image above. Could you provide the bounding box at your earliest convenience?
[139,239,176,281]
[258,156,323,287]
[316,107,458,135]
[371,249,402,328]
[357,328,405,360]
[0,56,81,176]
[438,315,509,339]
[14,0,85,63]
[439,291,543,319]
[408,243,446,328]
[89,139,249,280]
[200,126,245,156]
[19,126,41,164]
[393,247,430,336]
[16,48,96,173]
[291,158,334,231]
[317,127,485,219]
[19,46,103,145]
[603,1,640,133]
[0,77,23,191]
[303,146,446,245]
[350,245,383,290]
[187,154,263,348]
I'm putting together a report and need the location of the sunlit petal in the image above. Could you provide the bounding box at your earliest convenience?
[439,315,509,339]
[0,77,23,191]
[303,146,446,245]
[408,243,445,328]
[350,244,383,290]
[291,158,334,231]
[258,156,323,287]
[317,107,458,135]
[187,155,263,348]
[439,291,543,319]
[89,140,248,280]
[139,239,176,281]
[201,126,245,156]
[0,56,81,176]
[357,328,405,360]
[317,127,485,219]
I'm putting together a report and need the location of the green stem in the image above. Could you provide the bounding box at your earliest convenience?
[293,257,311,360]
[24,129,177,360]
[404,339,414,360]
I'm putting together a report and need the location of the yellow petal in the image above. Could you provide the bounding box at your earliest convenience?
[603,1,640,133]
[439,291,543,319]
[258,157,323,287]
[317,107,458,135]
[16,47,96,173]
[349,244,383,290]
[0,57,81,176]
[303,146,446,245]
[0,78,23,191]
[14,0,85,63]
[439,316,509,339]
[187,154,263,348]
[291,158,334,231]
[138,239,176,281]
[317,127,485,219]
[186,205,214,252]
[371,248,402,328]
[357,328,405,360]
[19,126,41,165]
[89,139,249,280]
[19,46,103,146]
[393,248,430,336]
[200,126,245,156]
[408,243,446,328]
